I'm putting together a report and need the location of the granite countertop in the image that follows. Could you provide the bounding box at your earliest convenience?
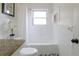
[0,39,25,56]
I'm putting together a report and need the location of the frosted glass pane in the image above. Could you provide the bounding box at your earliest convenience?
[34,11,46,17]
[34,18,46,25]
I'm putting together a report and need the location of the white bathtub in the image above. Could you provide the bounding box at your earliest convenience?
[26,43,59,56]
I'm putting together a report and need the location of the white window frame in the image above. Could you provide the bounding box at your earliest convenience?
[32,9,48,25]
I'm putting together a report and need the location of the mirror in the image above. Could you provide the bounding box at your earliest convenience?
[2,3,15,17]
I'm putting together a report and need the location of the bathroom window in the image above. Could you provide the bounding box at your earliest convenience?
[33,9,47,25]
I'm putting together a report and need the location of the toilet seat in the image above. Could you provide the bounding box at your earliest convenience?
[20,47,38,56]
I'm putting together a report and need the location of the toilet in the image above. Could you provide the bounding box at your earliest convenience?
[20,47,38,56]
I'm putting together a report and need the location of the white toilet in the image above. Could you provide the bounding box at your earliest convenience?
[20,47,38,56]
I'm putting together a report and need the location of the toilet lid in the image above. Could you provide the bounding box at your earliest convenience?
[20,48,38,55]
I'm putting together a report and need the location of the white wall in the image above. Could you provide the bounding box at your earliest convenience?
[15,3,57,43]
[15,3,27,40]
[53,24,73,56]
[0,4,16,39]
[27,4,54,43]
[52,3,79,56]
[71,6,79,56]
[52,4,74,56]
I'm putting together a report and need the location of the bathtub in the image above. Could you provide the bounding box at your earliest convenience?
[26,43,59,56]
